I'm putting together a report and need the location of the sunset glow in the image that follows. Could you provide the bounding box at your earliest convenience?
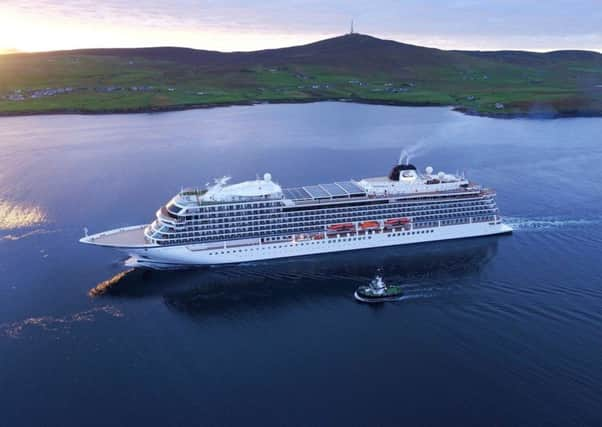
[0,199,46,230]
[1,0,601,53]
[0,3,334,53]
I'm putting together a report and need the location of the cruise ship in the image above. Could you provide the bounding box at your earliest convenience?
[80,160,512,268]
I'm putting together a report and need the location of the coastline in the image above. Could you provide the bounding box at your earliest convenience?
[1,98,601,119]
[452,106,602,119]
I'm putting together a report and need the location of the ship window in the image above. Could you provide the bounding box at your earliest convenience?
[166,202,183,214]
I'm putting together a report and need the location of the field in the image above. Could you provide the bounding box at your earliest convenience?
[1,34,602,117]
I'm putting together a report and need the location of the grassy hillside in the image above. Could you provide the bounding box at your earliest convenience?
[1,34,602,117]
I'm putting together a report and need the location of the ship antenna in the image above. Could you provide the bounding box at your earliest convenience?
[350,19,354,35]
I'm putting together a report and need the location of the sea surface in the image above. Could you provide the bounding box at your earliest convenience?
[0,103,601,426]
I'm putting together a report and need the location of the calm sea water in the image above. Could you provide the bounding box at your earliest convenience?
[0,103,601,426]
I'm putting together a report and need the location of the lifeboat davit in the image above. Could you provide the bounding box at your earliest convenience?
[359,220,380,230]
[384,217,411,227]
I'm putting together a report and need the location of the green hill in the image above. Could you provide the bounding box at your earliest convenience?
[1,33,602,117]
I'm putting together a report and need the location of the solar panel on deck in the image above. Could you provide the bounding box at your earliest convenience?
[320,183,347,197]
[336,181,365,195]
[283,187,311,200]
[297,188,311,199]
[304,185,330,199]
[298,189,311,199]
[285,182,365,200]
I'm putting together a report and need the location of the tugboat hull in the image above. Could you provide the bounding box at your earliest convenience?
[354,291,405,303]
[354,285,405,303]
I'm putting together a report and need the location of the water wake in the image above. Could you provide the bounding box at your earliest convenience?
[0,305,124,339]
[89,270,135,297]
[0,228,58,241]
[504,216,602,232]
[398,292,438,302]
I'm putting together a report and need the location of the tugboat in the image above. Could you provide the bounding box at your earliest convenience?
[354,275,404,303]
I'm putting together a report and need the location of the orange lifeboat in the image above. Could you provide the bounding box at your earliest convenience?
[384,217,411,227]
[359,220,380,230]
[327,223,355,232]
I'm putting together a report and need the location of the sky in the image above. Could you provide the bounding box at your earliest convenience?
[1,0,601,53]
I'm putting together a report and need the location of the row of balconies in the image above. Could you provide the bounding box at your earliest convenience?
[151,213,497,245]
[167,197,495,223]
[150,209,497,241]
[156,203,497,232]
[153,205,499,236]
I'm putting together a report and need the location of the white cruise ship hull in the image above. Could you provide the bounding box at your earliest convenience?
[80,161,511,269]
[120,221,512,269]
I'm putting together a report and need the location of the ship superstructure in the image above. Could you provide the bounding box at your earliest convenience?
[81,160,512,268]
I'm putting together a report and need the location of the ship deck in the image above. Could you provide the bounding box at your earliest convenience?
[80,225,153,248]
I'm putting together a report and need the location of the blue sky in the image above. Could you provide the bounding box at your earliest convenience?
[1,0,601,52]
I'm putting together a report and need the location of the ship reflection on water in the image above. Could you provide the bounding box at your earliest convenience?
[91,237,502,317]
